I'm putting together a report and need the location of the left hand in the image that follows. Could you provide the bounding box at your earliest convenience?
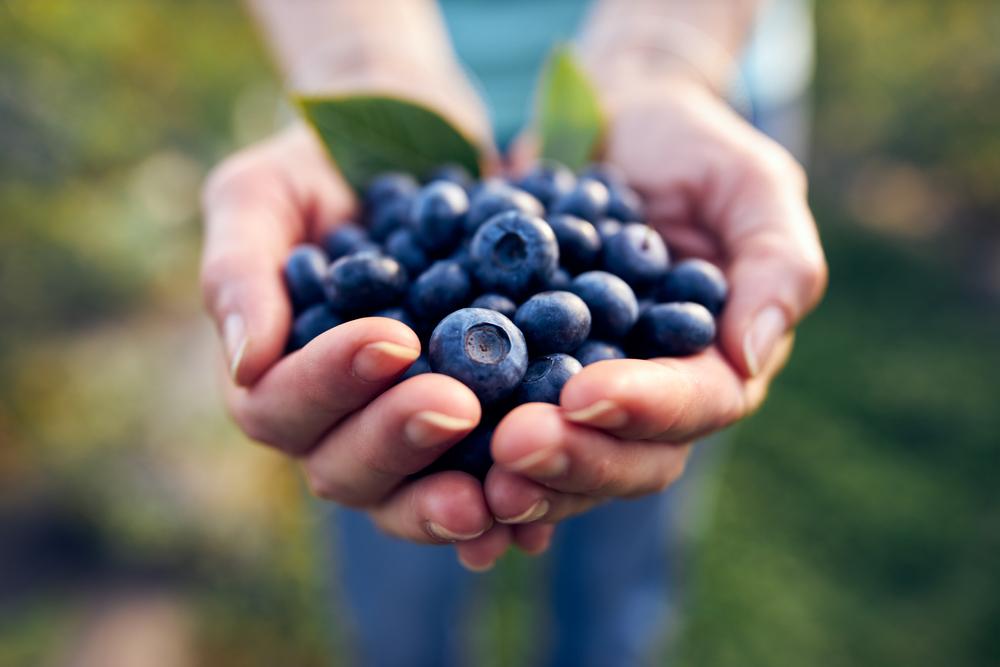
[453,74,827,570]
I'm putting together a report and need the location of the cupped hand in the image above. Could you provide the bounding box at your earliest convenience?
[479,75,827,556]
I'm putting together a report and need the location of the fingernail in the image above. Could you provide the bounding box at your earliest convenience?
[425,521,485,543]
[498,499,550,525]
[353,341,420,382]
[507,449,569,478]
[743,306,788,376]
[458,553,495,573]
[405,411,477,449]
[563,399,628,429]
[223,313,248,381]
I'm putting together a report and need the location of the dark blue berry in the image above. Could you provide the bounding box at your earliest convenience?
[384,228,430,276]
[629,302,716,357]
[373,306,419,332]
[573,340,626,366]
[425,421,495,480]
[428,164,473,191]
[470,211,559,298]
[325,251,407,314]
[657,258,729,316]
[550,178,610,222]
[606,184,644,222]
[514,291,592,354]
[547,214,602,273]
[464,183,543,235]
[410,181,469,253]
[547,267,573,290]
[408,260,472,321]
[470,293,518,319]
[368,195,414,242]
[595,218,623,242]
[400,354,431,381]
[516,161,576,208]
[364,172,418,209]
[289,303,343,350]
[283,244,328,311]
[581,162,627,188]
[322,224,375,260]
[513,353,582,405]
[603,223,670,288]
[428,308,528,404]
[569,271,639,340]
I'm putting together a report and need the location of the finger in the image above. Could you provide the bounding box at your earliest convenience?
[511,523,556,556]
[709,140,827,377]
[200,127,352,386]
[485,466,599,525]
[455,523,513,572]
[557,347,790,444]
[505,131,538,177]
[491,404,692,496]
[226,317,421,454]
[302,373,481,506]
[366,471,494,545]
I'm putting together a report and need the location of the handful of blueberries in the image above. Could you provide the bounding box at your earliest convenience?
[283,162,728,478]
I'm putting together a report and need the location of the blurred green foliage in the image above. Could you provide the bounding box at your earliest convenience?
[0,1,997,666]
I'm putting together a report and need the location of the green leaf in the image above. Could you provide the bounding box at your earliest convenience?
[295,94,482,193]
[536,46,605,170]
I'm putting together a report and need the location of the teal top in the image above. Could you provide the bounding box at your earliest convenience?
[438,0,590,148]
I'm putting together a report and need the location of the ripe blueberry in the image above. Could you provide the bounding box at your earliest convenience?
[657,258,729,316]
[464,183,543,235]
[546,214,602,273]
[470,211,559,298]
[581,162,627,190]
[364,171,418,209]
[428,308,528,404]
[400,354,431,381]
[325,251,407,314]
[516,161,576,208]
[470,293,518,319]
[595,218,623,242]
[573,340,626,366]
[368,195,414,242]
[547,267,573,291]
[428,163,473,191]
[629,302,716,357]
[513,353,582,405]
[283,244,328,312]
[514,291,592,354]
[410,180,469,253]
[569,271,639,340]
[606,184,644,222]
[323,224,376,260]
[289,303,343,350]
[408,259,473,321]
[424,421,495,480]
[384,228,430,276]
[550,178,610,222]
[603,223,670,288]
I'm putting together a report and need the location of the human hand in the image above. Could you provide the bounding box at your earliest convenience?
[467,74,827,568]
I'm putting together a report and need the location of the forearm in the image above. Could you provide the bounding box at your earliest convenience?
[578,0,765,95]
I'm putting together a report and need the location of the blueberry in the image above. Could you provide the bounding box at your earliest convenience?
[547,214,602,273]
[470,293,518,319]
[408,260,472,321]
[606,184,644,222]
[449,243,475,273]
[550,178,610,223]
[470,211,559,298]
[384,228,430,276]
[603,223,670,288]
[464,183,543,235]
[325,251,407,313]
[428,163,473,191]
[373,306,419,332]
[569,271,640,340]
[595,218,623,242]
[364,172,418,209]
[516,161,576,208]
[283,244,328,311]
[322,224,376,260]
[547,267,573,290]
[368,195,413,242]
[514,291,591,354]
[400,354,431,381]
[289,303,343,350]
[573,340,626,366]
[513,353,582,405]
[581,162,628,190]
[629,302,716,357]
[410,181,469,253]
[424,421,495,480]
[428,308,528,403]
[657,258,729,316]
[638,298,656,316]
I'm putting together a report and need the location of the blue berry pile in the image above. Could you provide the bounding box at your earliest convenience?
[283,163,728,478]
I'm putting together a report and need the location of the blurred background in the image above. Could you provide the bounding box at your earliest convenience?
[1,1,998,666]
